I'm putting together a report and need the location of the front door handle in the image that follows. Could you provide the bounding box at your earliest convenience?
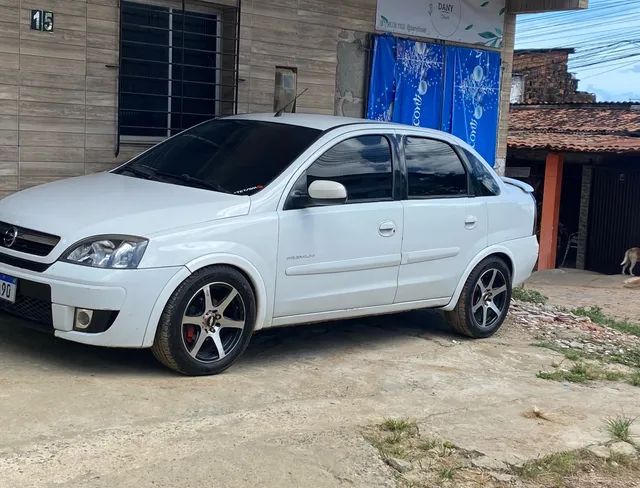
[378,221,397,237]
[465,215,478,229]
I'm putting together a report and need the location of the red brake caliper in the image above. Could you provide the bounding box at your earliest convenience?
[184,324,197,345]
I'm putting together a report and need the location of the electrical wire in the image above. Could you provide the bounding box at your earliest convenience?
[581,59,640,80]
[514,0,640,80]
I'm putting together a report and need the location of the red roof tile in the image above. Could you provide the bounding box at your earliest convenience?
[508,104,640,153]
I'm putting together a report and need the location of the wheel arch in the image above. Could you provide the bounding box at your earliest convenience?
[142,254,270,348]
[491,252,514,277]
[442,246,517,312]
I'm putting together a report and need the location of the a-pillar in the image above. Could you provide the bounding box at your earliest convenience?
[538,152,565,270]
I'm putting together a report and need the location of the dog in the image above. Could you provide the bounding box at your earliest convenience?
[621,248,640,276]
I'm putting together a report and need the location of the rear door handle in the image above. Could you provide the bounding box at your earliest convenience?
[378,221,396,237]
[465,215,478,229]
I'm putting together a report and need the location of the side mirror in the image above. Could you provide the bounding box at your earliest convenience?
[308,180,347,203]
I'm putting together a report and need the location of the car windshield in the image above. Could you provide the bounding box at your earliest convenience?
[114,119,321,195]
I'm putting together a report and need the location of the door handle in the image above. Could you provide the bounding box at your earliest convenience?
[378,221,397,237]
[465,215,478,229]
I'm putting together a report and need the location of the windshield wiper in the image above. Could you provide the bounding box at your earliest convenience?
[120,165,157,180]
[120,165,230,194]
[151,170,231,194]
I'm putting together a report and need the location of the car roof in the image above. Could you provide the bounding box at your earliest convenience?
[227,112,420,132]
[225,113,489,165]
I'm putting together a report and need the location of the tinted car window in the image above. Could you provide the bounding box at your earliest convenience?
[405,137,467,197]
[115,119,321,195]
[305,135,393,203]
[461,148,501,196]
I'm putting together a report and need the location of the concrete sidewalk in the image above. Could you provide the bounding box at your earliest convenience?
[527,268,631,288]
[524,269,640,320]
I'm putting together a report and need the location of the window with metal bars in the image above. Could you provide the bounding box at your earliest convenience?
[118,1,239,141]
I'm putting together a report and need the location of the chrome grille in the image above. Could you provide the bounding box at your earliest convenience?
[0,221,60,257]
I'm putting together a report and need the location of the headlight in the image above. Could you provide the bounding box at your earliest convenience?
[62,236,148,269]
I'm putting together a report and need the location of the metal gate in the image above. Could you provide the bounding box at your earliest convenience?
[587,165,640,274]
[116,0,241,153]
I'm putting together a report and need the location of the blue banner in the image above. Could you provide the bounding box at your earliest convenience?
[393,39,444,129]
[443,46,501,165]
[366,35,397,122]
[366,36,444,129]
[366,35,502,167]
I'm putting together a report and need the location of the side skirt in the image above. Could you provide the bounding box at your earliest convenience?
[270,297,451,328]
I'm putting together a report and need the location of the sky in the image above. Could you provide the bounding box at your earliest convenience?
[515,0,640,102]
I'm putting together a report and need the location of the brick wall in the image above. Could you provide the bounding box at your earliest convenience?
[512,49,596,104]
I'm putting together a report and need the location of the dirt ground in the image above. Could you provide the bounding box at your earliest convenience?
[525,269,640,321]
[1,276,639,488]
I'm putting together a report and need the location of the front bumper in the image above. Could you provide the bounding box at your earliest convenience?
[0,260,186,348]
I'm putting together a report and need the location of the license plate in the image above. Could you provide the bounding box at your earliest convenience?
[0,273,17,304]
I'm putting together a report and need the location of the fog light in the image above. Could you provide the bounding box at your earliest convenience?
[75,309,94,330]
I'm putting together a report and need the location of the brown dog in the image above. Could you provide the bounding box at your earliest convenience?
[621,248,640,276]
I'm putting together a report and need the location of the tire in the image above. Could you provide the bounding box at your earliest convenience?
[446,257,512,339]
[151,265,256,376]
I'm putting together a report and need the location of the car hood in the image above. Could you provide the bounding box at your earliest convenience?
[0,173,250,254]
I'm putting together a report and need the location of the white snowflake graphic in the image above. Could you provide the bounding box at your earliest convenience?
[456,53,499,120]
[369,97,394,122]
[369,41,443,122]
[396,41,443,80]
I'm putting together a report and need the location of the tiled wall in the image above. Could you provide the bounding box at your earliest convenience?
[0,0,125,199]
[236,0,377,115]
[0,0,516,199]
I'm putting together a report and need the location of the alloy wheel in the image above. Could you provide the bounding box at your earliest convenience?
[471,268,508,329]
[181,282,246,363]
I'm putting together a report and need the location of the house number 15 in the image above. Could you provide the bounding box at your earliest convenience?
[31,10,54,32]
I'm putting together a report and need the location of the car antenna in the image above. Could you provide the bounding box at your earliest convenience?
[274,88,309,117]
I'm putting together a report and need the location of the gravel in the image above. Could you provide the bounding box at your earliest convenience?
[509,300,640,358]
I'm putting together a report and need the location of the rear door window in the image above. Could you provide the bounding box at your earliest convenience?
[404,137,468,198]
[461,147,501,196]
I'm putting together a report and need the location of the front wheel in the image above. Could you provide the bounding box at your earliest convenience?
[152,266,256,375]
[446,257,512,338]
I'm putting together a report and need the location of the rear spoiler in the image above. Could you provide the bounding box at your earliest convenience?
[501,177,534,194]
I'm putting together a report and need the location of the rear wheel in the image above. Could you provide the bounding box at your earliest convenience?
[446,257,512,338]
[152,266,256,375]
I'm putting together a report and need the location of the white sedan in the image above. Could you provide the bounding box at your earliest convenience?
[0,114,538,375]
